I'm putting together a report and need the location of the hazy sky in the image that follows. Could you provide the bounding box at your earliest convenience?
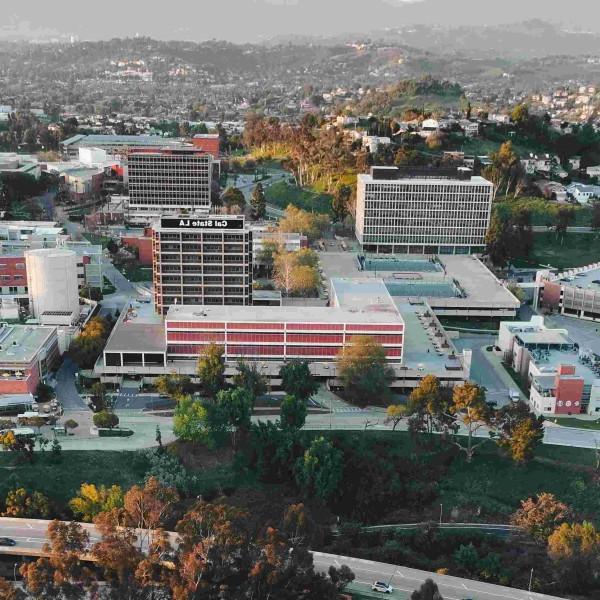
[1,0,598,42]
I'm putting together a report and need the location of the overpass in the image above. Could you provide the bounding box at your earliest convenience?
[0,518,567,600]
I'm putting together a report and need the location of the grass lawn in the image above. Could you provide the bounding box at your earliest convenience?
[117,264,153,282]
[0,451,149,506]
[552,417,600,430]
[513,231,600,269]
[439,441,600,520]
[265,180,333,214]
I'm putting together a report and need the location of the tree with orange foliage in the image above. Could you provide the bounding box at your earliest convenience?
[512,493,571,542]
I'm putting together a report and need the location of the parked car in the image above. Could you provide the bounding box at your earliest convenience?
[372,581,393,594]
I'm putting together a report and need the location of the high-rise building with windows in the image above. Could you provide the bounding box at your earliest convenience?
[152,215,253,315]
[355,166,494,255]
[127,147,214,225]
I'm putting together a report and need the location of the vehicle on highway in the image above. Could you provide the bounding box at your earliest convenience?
[371,581,393,593]
[0,537,16,546]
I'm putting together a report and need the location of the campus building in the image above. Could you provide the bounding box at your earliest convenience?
[60,134,187,159]
[355,166,494,254]
[126,147,214,225]
[535,263,600,322]
[152,215,253,314]
[0,324,60,396]
[497,317,600,416]
[95,278,471,391]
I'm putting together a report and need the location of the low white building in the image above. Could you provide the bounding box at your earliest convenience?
[362,136,391,154]
[566,183,600,204]
[586,165,600,178]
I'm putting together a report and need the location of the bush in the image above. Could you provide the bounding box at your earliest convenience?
[93,410,119,430]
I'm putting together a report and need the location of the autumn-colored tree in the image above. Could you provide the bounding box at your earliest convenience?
[69,483,124,522]
[384,404,407,431]
[278,205,327,241]
[295,247,319,268]
[0,430,35,462]
[155,373,193,400]
[494,401,544,464]
[20,521,93,599]
[512,493,571,542]
[450,382,491,462]
[0,577,25,600]
[2,488,50,518]
[197,342,225,399]
[547,521,600,593]
[273,250,298,296]
[291,264,319,296]
[408,375,451,434]
[250,182,266,220]
[336,335,393,407]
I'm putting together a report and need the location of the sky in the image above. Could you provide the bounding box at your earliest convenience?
[1,0,598,42]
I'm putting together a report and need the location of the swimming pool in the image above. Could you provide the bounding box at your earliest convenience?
[362,256,443,273]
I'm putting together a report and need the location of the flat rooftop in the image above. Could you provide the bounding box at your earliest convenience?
[166,300,402,325]
[560,267,600,292]
[319,253,520,310]
[103,301,165,354]
[516,330,573,346]
[330,278,400,315]
[0,325,55,364]
[396,301,463,373]
[532,347,600,386]
[62,134,186,148]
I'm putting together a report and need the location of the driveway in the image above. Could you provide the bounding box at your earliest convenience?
[55,357,86,410]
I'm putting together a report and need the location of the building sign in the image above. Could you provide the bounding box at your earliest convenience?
[160,217,244,230]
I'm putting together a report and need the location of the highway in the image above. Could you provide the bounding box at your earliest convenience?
[312,552,566,600]
[0,519,567,599]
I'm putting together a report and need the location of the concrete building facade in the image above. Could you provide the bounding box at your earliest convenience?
[355,167,494,255]
[152,216,253,315]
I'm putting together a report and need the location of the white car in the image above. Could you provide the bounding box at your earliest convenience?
[372,581,393,593]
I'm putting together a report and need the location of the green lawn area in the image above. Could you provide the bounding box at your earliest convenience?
[265,180,333,214]
[513,231,600,269]
[0,451,149,505]
[439,441,600,520]
[82,232,112,249]
[117,264,153,282]
[552,418,600,430]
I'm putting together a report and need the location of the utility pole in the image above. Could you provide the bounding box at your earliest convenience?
[528,568,534,592]
[439,504,443,525]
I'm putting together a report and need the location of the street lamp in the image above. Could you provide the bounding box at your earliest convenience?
[528,568,534,592]
[439,504,443,525]
[13,562,18,582]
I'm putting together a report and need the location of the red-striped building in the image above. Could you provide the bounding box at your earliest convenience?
[165,305,404,363]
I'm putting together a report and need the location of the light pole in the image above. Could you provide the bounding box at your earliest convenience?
[528,568,534,592]
[439,503,443,525]
[13,562,18,582]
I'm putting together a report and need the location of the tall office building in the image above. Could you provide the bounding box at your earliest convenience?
[355,166,494,255]
[127,147,214,225]
[152,215,253,315]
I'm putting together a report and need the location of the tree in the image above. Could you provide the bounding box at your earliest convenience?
[216,387,254,449]
[547,521,600,593]
[591,203,600,231]
[494,401,544,464]
[2,488,50,518]
[93,410,119,430]
[0,430,35,463]
[453,543,479,576]
[222,186,246,213]
[20,520,93,600]
[155,373,193,400]
[512,493,571,542]
[407,375,451,434]
[278,205,328,242]
[64,419,78,434]
[511,103,530,127]
[89,381,108,412]
[295,247,319,268]
[69,483,124,522]
[555,205,575,237]
[332,184,352,222]
[68,316,110,369]
[257,240,278,275]
[35,381,54,403]
[280,395,307,430]
[384,404,407,431]
[485,213,510,267]
[197,342,225,399]
[295,436,343,502]
[233,360,267,400]
[279,360,319,401]
[173,396,210,443]
[335,336,393,408]
[0,577,25,600]
[251,182,266,220]
[411,578,444,600]
[291,264,319,296]
[450,382,491,462]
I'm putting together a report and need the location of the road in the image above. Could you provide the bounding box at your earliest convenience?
[312,552,566,600]
[0,520,565,600]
